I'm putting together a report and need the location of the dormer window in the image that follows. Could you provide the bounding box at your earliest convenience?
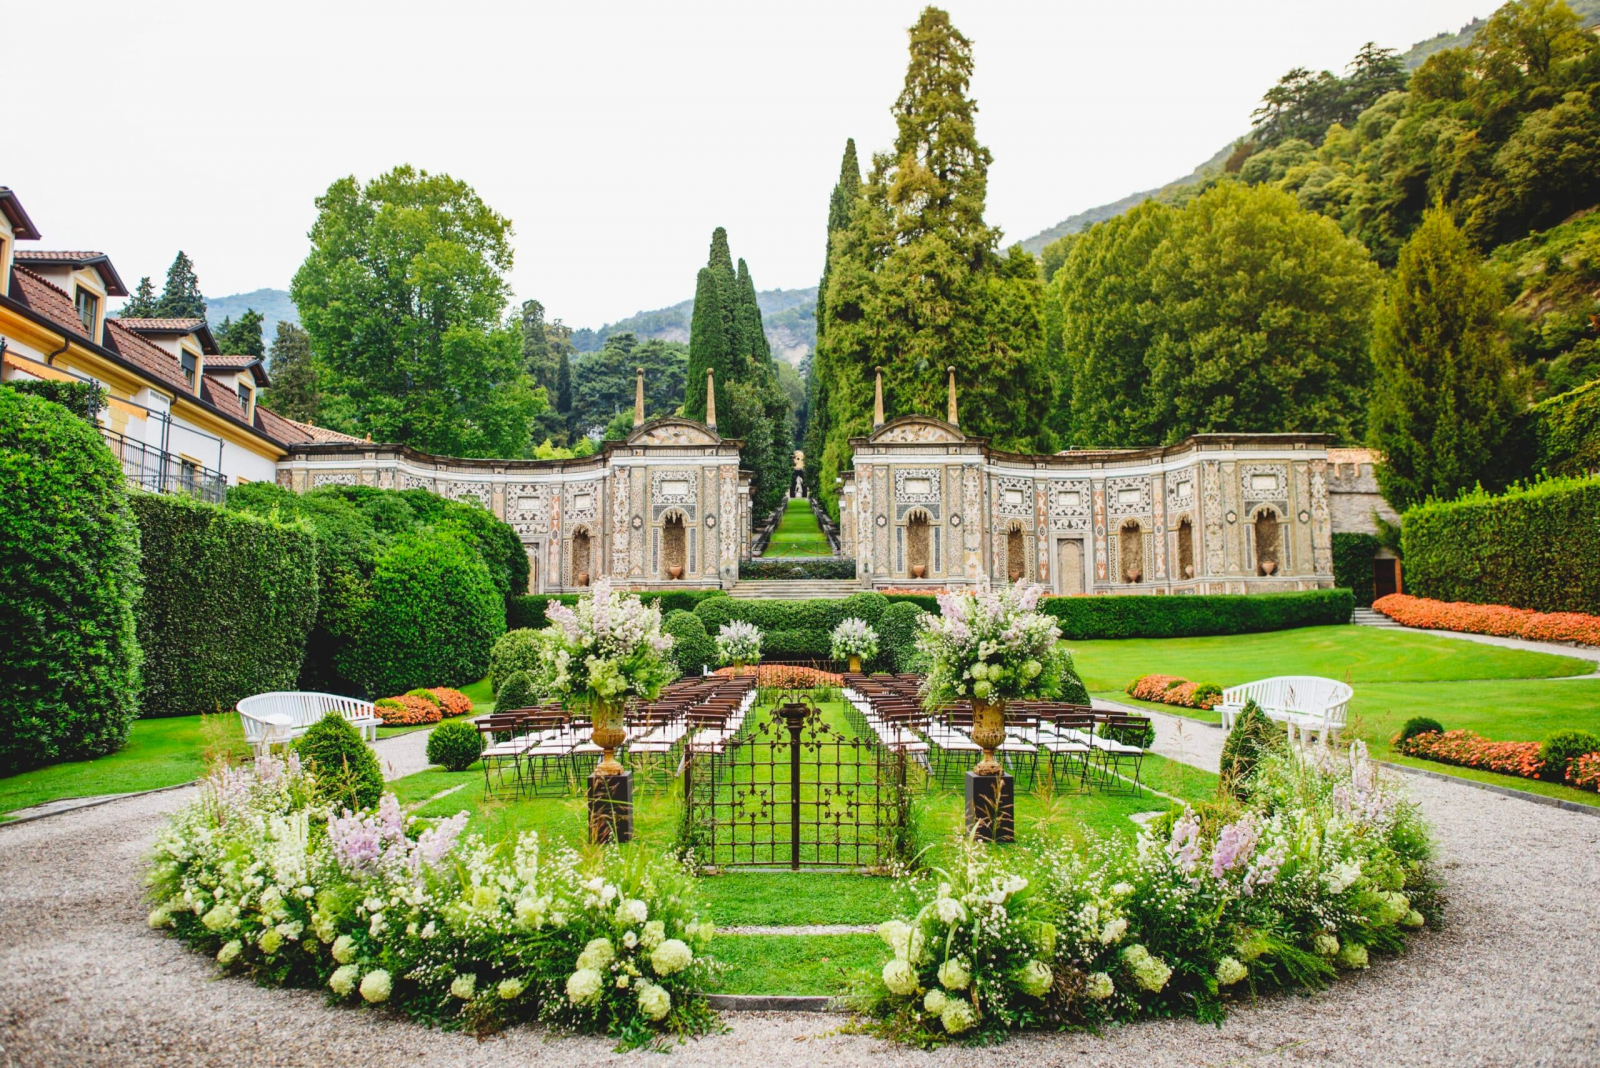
[75,287,100,334]
[181,351,197,388]
[237,382,250,407]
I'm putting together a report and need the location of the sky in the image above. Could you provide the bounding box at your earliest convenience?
[9,0,1498,329]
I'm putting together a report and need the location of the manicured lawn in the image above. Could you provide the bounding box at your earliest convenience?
[761,498,834,558]
[1065,625,1591,693]
[378,677,495,737]
[0,714,247,816]
[710,933,883,995]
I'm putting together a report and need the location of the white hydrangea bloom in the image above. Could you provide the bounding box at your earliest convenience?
[450,973,476,1000]
[882,958,919,996]
[359,969,391,1004]
[577,936,615,971]
[941,997,977,1035]
[1085,972,1115,1001]
[329,963,360,997]
[1215,957,1247,986]
[937,958,971,991]
[566,968,604,1005]
[637,981,671,1021]
[650,938,693,976]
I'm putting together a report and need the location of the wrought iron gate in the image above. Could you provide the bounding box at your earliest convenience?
[681,693,909,870]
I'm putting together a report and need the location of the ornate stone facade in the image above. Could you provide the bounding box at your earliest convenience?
[275,416,749,592]
[840,419,1340,596]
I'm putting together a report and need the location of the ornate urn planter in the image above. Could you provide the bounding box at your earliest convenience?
[1261,560,1278,576]
[669,564,684,580]
[848,654,863,674]
[911,564,927,579]
[590,698,627,777]
[970,698,1007,776]
[577,572,590,587]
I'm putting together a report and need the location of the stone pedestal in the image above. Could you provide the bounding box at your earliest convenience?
[588,769,634,844]
[964,771,1014,842]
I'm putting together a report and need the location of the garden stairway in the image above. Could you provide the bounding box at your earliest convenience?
[727,579,865,600]
[1350,607,1402,628]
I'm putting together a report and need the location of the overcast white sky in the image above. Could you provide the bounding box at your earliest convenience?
[9,0,1495,328]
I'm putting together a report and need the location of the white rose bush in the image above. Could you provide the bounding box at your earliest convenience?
[856,741,1439,1043]
[146,754,718,1048]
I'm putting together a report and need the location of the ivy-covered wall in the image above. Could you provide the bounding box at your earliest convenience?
[1331,532,1380,607]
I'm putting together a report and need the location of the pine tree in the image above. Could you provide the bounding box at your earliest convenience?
[1368,208,1522,511]
[262,321,319,423]
[521,299,556,389]
[814,6,1049,516]
[121,276,159,318]
[154,251,206,319]
[216,308,265,357]
[556,348,572,414]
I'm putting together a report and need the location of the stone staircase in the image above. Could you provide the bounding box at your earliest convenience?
[726,579,865,600]
[1350,606,1402,628]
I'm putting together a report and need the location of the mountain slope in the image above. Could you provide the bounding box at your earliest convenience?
[205,288,300,343]
[1019,1,1600,252]
[572,286,817,366]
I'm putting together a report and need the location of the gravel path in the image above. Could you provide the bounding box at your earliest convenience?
[1,761,1596,1067]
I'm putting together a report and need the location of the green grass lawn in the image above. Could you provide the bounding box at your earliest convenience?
[710,933,883,995]
[0,714,247,816]
[761,498,834,558]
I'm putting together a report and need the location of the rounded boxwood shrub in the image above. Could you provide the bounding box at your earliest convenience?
[0,387,142,772]
[337,532,505,696]
[841,590,890,627]
[489,628,543,696]
[877,601,927,673]
[495,670,538,713]
[294,713,383,810]
[663,610,714,677]
[1218,699,1285,801]
[1397,716,1444,743]
[427,718,485,772]
[1540,729,1600,782]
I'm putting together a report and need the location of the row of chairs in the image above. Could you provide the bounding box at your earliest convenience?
[476,675,759,799]
[841,674,1153,794]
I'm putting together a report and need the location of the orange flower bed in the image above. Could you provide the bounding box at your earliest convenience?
[1394,729,1546,780]
[1125,673,1222,710]
[1569,752,1600,792]
[374,694,443,726]
[1373,594,1600,646]
[428,687,473,717]
[713,664,842,688]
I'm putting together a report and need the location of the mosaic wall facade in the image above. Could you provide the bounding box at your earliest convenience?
[274,417,750,593]
[841,417,1338,596]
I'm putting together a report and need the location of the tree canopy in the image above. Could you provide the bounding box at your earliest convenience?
[215,308,265,357]
[290,166,546,458]
[262,321,319,423]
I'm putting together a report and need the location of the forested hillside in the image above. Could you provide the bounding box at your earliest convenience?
[571,287,816,365]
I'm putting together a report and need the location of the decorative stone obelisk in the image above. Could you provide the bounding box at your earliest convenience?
[873,367,885,429]
[633,366,646,427]
[947,366,959,427]
[705,368,717,432]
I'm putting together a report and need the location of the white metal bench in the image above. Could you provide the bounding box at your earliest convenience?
[1216,676,1353,744]
[237,691,382,754]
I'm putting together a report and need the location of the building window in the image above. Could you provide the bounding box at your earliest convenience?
[75,288,100,334]
[181,351,197,388]
[237,382,251,408]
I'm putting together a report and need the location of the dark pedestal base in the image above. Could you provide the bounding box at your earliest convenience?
[588,769,634,844]
[964,771,1015,842]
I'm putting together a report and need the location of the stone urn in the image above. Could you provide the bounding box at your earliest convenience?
[1184,563,1195,579]
[577,572,590,587]
[669,564,684,580]
[590,698,627,777]
[1261,560,1278,576]
[848,654,863,674]
[911,564,927,579]
[1008,568,1023,582]
[970,698,1007,776]
[1125,566,1143,583]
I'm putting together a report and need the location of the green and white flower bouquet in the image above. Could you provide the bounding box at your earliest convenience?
[831,617,880,670]
[714,620,763,670]
[917,582,1072,706]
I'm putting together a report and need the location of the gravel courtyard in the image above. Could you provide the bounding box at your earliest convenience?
[1,753,1596,1067]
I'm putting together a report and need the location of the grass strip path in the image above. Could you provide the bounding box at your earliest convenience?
[761,498,834,557]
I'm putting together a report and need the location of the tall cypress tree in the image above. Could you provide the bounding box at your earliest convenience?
[683,264,730,423]
[1368,208,1522,511]
[121,276,159,318]
[521,299,555,390]
[805,139,861,496]
[154,251,207,319]
[555,348,572,415]
[263,320,320,422]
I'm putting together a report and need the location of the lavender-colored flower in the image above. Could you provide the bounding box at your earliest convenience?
[1211,816,1259,879]
[1166,809,1201,876]
[1242,841,1286,897]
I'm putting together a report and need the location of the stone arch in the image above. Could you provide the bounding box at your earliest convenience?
[1177,517,1195,580]
[662,510,688,580]
[906,508,932,579]
[571,527,592,586]
[1119,520,1144,584]
[1005,520,1027,582]
[1253,507,1281,576]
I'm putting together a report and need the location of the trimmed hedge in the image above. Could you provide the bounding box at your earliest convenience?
[877,601,927,673]
[1529,378,1600,478]
[663,610,715,676]
[1331,532,1380,607]
[1040,589,1353,640]
[1400,476,1600,613]
[130,493,319,717]
[0,387,142,772]
[427,718,485,771]
[739,557,856,580]
[642,589,729,615]
[694,596,858,635]
[337,532,505,695]
[885,592,940,614]
[3,378,105,421]
[506,594,581,631]
[489,629,542,696]
[294,713,383,810]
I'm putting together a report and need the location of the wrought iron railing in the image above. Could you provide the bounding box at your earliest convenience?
[99,425,227,504]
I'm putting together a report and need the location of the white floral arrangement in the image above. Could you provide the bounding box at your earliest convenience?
[830,617,880,662]
[535,578,677,709]
[146,754,717,1046]
[714,620,763,667]
[917,581,1073,706]
[860,740,1436,1042]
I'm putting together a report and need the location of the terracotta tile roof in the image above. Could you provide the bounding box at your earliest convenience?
[255,406,366,445]
[103,318,199,396]
[0,188,42,240]
[114,317,208,332]
[202,354,261,369]
[9,264,88,337]
[13,250,127,295]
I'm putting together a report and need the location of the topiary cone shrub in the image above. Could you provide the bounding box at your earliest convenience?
[1218,699,1285,801]
[0,387,143,772]
[494,671,538,714]
[293,713,383,810]
[488,629,542,697]
[427,718,485,772]
[1395,716,1444,745]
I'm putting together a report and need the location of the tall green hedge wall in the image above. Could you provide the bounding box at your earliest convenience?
[130,493,319,717]
[506,589,728,631]
[0,387,142,771]
[1038,589,1353,640]
[3,378,105,422]
[1400,476,1600,613]
[1331,533,1380,607]
[1528,379,1600,479]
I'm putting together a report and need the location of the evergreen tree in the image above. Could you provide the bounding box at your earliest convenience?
[154,251,206,319]
[121,276,159,318]
[683,265,730,423]
[262,321,320,423]
[521,299,556,389]
[556,347,572,414]
[805,139,861,497]
[814,6,1049,517]
[1368,208,1522,512]
[216,308,265,357]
